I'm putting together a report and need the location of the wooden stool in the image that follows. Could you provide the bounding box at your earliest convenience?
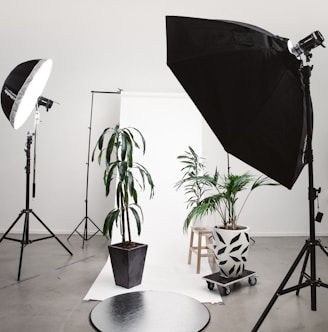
[188,227,215,274]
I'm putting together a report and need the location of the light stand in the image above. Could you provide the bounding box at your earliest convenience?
[0,102,73,281]
[67,90,121,248]
[252,52,328,331]
[166,17,328,330]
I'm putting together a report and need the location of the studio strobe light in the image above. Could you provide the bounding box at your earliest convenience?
[166,16,328,331]
[1,59,52,129]
[0,59,73,281]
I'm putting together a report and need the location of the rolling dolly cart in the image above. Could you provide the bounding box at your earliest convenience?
[203,270,257,295]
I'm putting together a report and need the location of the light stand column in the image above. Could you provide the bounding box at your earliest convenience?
[67,90,121,248]
[0,132,73,281]
[252,64,328,331]
[67,91,102,248]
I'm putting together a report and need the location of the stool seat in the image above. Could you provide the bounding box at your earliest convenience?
[188,227,215,274]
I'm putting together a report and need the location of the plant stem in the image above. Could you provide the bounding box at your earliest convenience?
[126,207,132,243]
[120,191,125,242]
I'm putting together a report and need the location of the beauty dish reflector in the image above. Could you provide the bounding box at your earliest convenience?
[1,59,52,129]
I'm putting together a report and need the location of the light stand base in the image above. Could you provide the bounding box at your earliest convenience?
[67,91,120,249]
[0,208,73,281]
[67,216,102,249]
[252,238,328,331]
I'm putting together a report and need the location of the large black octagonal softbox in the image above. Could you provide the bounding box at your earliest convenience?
[166,16,307,189]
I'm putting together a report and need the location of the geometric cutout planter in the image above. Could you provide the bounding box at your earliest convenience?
[212,226,250,278]
[108,243,148,289]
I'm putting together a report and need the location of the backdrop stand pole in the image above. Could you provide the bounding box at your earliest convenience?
[252,64,328,331]
[227,153,256,245]
[67,90,121,248]
[0,131,73,281]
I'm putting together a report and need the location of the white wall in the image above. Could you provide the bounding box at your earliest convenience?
[0,0,327,237]
[117,92,202,251]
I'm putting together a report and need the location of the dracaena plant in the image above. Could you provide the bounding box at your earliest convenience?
[92,124,154,245]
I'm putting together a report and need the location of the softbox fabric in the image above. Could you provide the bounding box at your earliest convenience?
[166,16,307,189]
[1,59,52,129]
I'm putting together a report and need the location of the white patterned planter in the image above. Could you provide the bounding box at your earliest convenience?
[212,226,250,278]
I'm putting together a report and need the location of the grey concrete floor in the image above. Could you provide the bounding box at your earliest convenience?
[0,234,327,332]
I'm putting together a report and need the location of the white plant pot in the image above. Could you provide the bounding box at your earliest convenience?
[212,225,250,278]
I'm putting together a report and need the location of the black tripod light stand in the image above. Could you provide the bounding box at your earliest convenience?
[166,17,327,330]
[0,107,73,281]
[252,48,328,331]
[67,90,121,248]
[0,59,74,280]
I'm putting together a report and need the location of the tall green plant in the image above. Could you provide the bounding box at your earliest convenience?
[92,124,154,244]
[175,146,213,209]
[185,171,277,230]
[175,147,216,234]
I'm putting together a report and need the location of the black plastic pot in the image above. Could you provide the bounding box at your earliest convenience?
[108,242,148,289]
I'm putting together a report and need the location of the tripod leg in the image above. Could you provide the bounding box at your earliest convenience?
[252,242,308,332]
[82,218,88,249]
[0,211,25,243]
[67,218,86,241]
[31,211,73,256]
[85,217,102,239]
[68,216,103,248]
[318,240,328,257]
[17,211,29,281]
[81,217,103,248]
[296,245,311,296]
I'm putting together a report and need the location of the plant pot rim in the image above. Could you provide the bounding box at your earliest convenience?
[214,225,249,231]
[110,242,147,250]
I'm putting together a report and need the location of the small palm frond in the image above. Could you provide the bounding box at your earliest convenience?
[251,175,279,190]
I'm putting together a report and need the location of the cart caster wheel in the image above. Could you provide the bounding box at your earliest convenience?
[207,281,215,291]
[224,286,231,295]
[248,276,257,286]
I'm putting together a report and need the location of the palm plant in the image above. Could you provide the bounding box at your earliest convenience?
[185,170,277,230]
[175,146,213,208]
[175,147,215,232]
[92,124,154,245]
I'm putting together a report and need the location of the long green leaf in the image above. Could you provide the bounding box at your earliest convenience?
[129,204,143,236]
[105,133,116,165]
[126,127,146,154]
[103,209,120,238]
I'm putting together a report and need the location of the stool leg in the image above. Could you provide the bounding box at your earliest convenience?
[196,233,202,274]
[188,229,194,264]
[206,234,216,264]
